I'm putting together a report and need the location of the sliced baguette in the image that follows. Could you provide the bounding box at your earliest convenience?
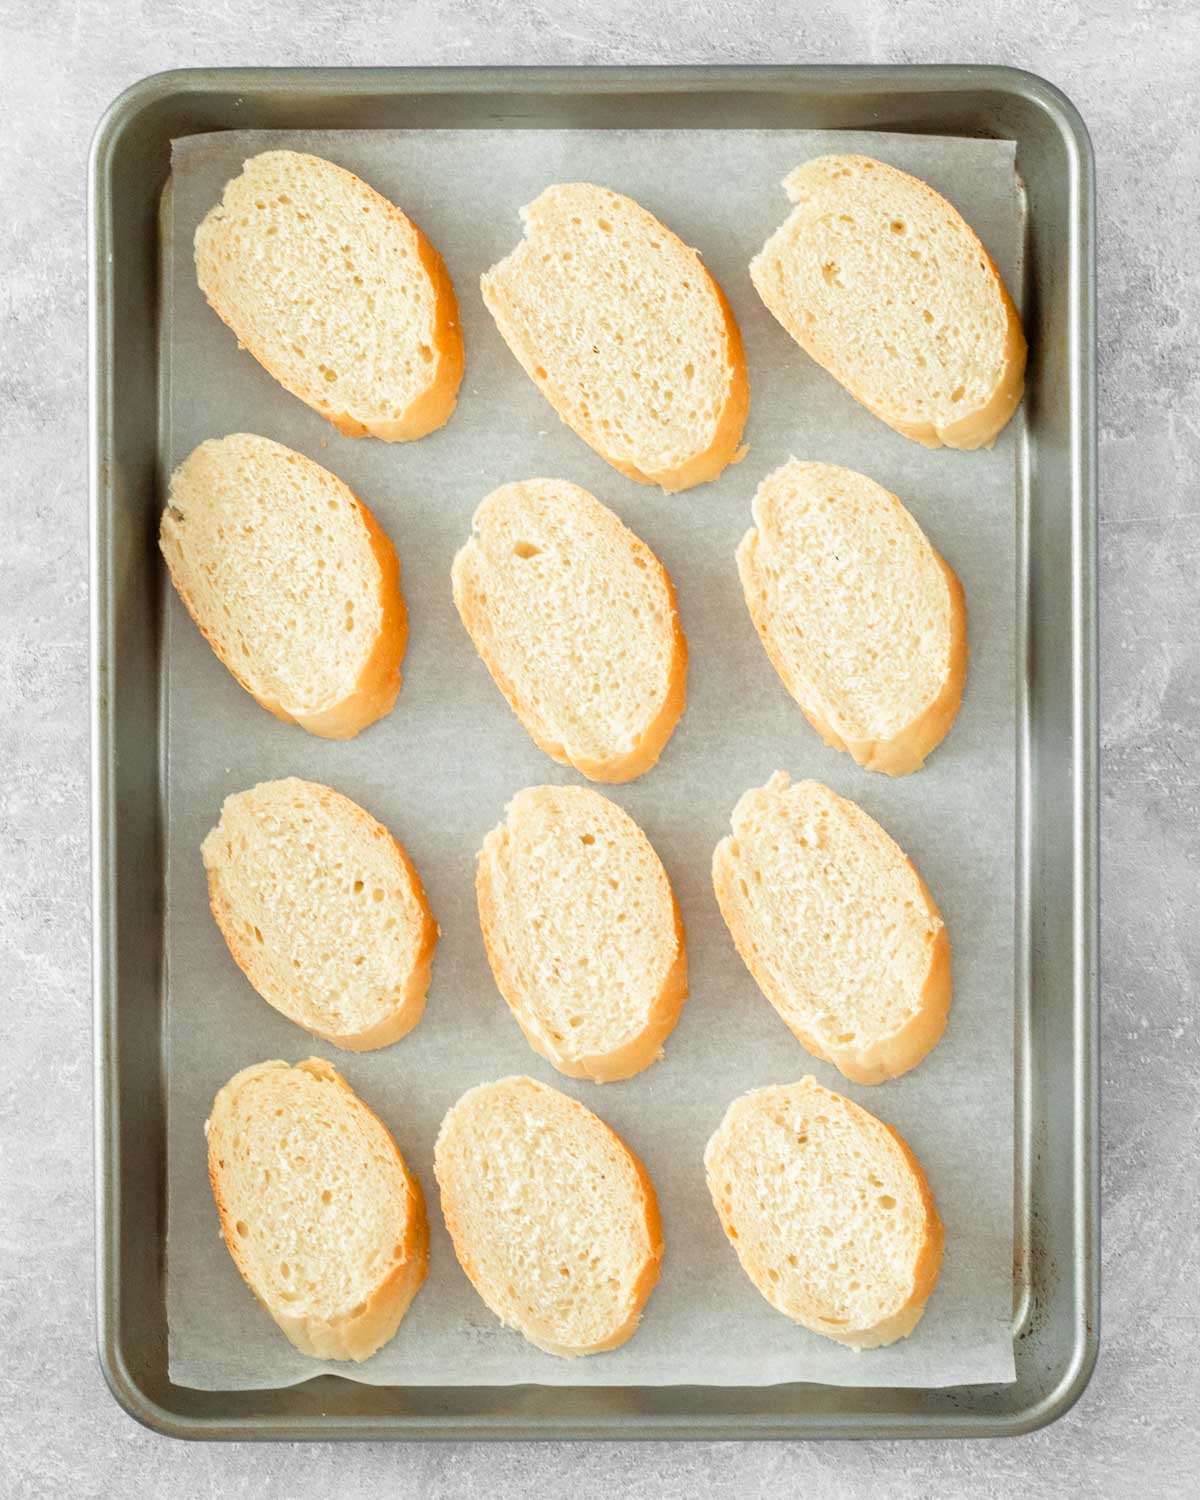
[451,478,687,782]
[477,785,687,1083]
[206,1058,428,1362]
[704,1076,943,1349]
[160,433,406,739]
[201,778,437,1051]
[434,1076,663,1356]
[712,774,950,1084]
[737,459,966,776]
[194,149,463,440]
[750,154,1025,449]
[481,183,748,491]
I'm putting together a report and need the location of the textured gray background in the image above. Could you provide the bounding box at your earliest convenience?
[2,0,1197,1495]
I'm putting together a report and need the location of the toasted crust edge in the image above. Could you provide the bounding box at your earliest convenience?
[711,780,951,1084]
[206,1058,429,1362]
[161,443,408,740]
[736,490,968,778]
[195,152,464,442]
[433,1077,664,1357]
[204,784,439,1051]
[749,155,1026,451]
[703,1079,945,1349]
[480,189,749,492]
[450,491,688,783]
[475,802,689,1083]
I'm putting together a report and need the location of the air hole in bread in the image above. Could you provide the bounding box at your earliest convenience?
[512,541,541,559]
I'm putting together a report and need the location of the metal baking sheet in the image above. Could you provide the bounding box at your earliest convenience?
[90,65,1097,1440]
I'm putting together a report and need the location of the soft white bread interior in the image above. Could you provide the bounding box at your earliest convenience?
[750,154,1025,449]
[202,778,438,1052]
[160,433,407,739]
[481,183,748,491]
[476,784,687,1082]
[434,1076,663,1356]
[451,478,687,782]
[704,1076,943,1349]
[194,149,463,440]
[737,459,966,776]
[712,773,950,1084]
[206,1057,429,1362]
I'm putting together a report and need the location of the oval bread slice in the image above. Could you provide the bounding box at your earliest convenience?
[202,778,437,1051]
[160,433,407,739]
[206,1058,429,1362]
[477,785,687,1082]
[195,150,464,440]
[750,154,1025,449]
[481,183,748,491]
[704,1077,943,1349]
[451,478,687,782]
[434,1076,663,1357]
[738,459,966,775]
[712,774,950,1084]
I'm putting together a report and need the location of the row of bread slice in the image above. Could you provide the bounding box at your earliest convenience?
[161,434,967,776]
[202,773,948,1087]
[209,1064,942,1363]
[195,149,1024,482]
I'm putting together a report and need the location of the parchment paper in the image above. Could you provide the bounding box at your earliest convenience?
[164,127,1021,1390]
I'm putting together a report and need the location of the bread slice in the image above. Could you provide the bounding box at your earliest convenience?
[201,778,437,1051]
[704,1076,943,1349]
[452,478,687,782]
[750,154,1025,449]
[481,183,748,491]
[712,774,950,1084]
[477,785,687,1082]
[206,1057,428,1362]
[194,149,463,440]
[160,433,407,739]
[737,459,966,776]
[434,1076,663,1356]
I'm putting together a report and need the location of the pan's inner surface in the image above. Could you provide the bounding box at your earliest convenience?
[92,67,1096,1439]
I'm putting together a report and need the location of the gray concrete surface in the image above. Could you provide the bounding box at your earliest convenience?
[2,1,1197,1495]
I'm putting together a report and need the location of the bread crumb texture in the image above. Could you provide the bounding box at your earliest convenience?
[482,183,748,489]
[202,778,437,1050]
[452,478,687,781]
[206,1058,428,1361]
[477,784,687,1081]
[434,1076,663,1356]
[160,433,405,737]
[751,155,1025,449]
[195,149,463,439]
[705,1076,943,1348]
[712,774,950,1083]
[737,458,966,774]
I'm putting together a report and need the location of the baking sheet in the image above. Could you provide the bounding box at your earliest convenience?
[163,126,1020,1390]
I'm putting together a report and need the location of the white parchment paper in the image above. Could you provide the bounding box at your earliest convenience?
[164,127,1021,1390]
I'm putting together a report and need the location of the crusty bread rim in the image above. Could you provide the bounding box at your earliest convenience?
[704,1079,945,1349]
[736,486,968,777]
[206,1058,429,1362]
[434,1076,664,1357]
[750,155,1026,451]
[481,187,750,492]
[163,449,408,740]
[475,804,689,1082]
[711,781,951,1084]
[196,153,464,442]
[204,785,439,1052]
[451,486,689,783]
